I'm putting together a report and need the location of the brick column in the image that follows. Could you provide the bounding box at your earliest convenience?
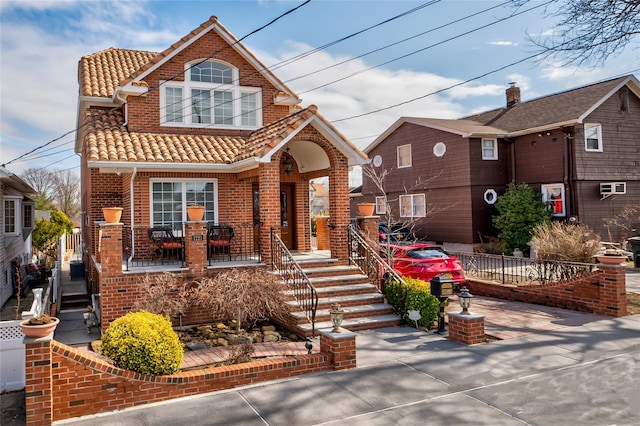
[259,162,280,266]
[24,335,53,425]
[356,215,380,251]
[98,223,123,333]
[448,312,486,345]
[595,264,627,317]
[315,216,330,250]
[328,156,350,264]
[319,329,357,370]
[184,221,207,275]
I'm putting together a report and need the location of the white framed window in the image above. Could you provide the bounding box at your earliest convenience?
[150,179,218,229]
[375,196,387,215]
[584,123,602,152]
[399,194,426,218]
[481,138,498,160]
[541,184,566,217]
[397,144,412,168]
[23,202,33,228]
[3,197,20,235]
[160,60,262,130]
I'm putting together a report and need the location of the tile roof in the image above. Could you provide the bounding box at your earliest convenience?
[465,76,630,132]
[83,106,322,166]
[79,48,158,98]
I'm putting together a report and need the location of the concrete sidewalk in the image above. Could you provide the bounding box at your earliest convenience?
[57,314,640,425]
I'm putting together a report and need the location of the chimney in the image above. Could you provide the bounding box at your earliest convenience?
[506,82,520,107]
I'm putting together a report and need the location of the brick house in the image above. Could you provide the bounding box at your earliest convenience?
[73,17,402,333]
[1,166,35,306]
[358,75,640,245]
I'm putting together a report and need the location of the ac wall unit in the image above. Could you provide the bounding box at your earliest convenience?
[600,182,626,196]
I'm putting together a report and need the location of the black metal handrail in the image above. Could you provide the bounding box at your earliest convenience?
[270,228,318,336]
[348,225,405,292]
[452,252,596,285]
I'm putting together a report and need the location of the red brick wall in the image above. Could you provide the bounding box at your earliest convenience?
[448,314,485,345]
[466,264,627,317]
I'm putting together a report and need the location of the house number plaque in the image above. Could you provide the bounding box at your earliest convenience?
[192,235,204,241]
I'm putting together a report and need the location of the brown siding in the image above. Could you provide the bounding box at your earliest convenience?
[512,129,565,183]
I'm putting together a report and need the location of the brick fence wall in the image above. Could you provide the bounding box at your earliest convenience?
[466,263,627,317]
[24,329,355,425]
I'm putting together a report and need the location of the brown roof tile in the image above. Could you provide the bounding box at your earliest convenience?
[79,48,158,98]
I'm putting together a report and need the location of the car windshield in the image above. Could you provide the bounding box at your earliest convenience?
[407,248,449,259]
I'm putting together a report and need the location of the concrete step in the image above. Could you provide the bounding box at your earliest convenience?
[291,303,394,322]
[60,292,91,311]
[308,274,370,288]
[316,293,385,308]
[296,314,403,334]
[301,265,362,277]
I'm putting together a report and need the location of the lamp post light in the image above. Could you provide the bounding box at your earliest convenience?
[330,303,345,333]
[458,286,473,315]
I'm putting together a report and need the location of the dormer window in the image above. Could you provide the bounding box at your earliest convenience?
[160,60,262,129]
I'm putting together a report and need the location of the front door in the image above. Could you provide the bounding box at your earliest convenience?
[280,183,296,249]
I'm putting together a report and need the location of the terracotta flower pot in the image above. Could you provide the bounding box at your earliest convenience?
[187,205,205,221]
[596,255,627,265]
[102,207,123,223]
[357,203,376,217]
[19,317,59,338]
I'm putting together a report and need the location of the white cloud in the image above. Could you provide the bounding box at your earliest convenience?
[487,41,518,46]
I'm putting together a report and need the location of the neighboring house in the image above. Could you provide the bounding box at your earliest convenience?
[358,75,640,244]
[309,181,329,215]
[75,17,368,294]
[1,167,35,306]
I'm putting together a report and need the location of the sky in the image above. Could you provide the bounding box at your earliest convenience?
[0,0,638,181]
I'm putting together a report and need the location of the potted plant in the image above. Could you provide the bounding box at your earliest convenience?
[357,202,376,217]
[19,314,59,338]
[102,207,123,223]
[595,249,628,265]
[187,204,205,221]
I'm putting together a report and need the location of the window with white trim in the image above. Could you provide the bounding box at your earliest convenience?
[151,179,218,229]
[584,123,602,152]
[481,138,498,160]
[375,196,387,215]
[397,144,412,168]
[399,194,426,218]
[4,197,20,235]
[541,184,565,217]
[160,60,262,129]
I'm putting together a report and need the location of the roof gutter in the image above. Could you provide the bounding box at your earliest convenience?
[506,120,578,137]
[128,167,137,264]
[89,157,261,174]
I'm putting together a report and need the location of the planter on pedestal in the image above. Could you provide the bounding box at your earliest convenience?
[596,255,627,265]
[102,207,123,223]
[187,205,205,221]
[357,203,376,217]
[19,316,59,338]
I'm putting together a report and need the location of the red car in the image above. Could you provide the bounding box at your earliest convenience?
[384,243,466,288]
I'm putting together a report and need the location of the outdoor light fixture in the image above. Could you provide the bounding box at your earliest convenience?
[330,303,345,333]
[458,286,473,315]
[283,148,294,175]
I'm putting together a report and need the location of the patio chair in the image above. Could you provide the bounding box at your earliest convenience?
[207,224,234,260]
[148,226,183,263]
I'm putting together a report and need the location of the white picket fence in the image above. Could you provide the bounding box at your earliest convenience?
[0,239,62,392]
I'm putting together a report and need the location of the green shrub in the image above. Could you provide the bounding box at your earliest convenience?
[385,277,440,328]
[101,311,183,375]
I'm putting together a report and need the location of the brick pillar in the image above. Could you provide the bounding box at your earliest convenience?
[319,329,357,370]
[328,156,350,264]
[259,162,280,266]
[315,216,330,250]
[448,312,486,345]
[98,223,123,333]
[596,264,628,317]
[184,221,207,275]
[356,215,380,251]
[24,335,53,425]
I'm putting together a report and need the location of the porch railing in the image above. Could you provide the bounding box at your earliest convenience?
[208,222,261,265]
[123,225,186,270]
[452,252,596,285]
[270,228,318,336]
[348,225,405,293]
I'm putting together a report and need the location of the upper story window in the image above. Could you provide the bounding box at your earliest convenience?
[397,144,412,168]
[482,138,498,160]
[4,197,20,235]
[161,60,262,130]
[584,123,602,152]
[23,202,33,229]
[399,194,426,218]
[375,196,387,215]
[541,184,565,217]
[151,179,218,230]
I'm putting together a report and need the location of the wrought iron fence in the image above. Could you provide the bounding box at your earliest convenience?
[452,252,596,285]
[347,225,405,293]
[271,228,318,336]
[123,225,186,270]
[207,222,261,265]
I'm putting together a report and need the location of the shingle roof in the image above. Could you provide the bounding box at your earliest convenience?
[403,118,506,136]
[84,106,320,165]
[79,48,158,98]
[464,76,630,132]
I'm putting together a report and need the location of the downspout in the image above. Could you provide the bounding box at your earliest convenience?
[564,130,576,217]
[128,167,137,263]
